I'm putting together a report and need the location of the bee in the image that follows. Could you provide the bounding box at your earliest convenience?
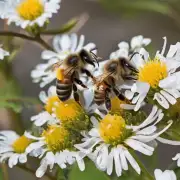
[49,49,99,103]
[94,57,138,110]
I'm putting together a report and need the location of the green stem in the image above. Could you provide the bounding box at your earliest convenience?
[1,164,9,180]
[0,31,53,50]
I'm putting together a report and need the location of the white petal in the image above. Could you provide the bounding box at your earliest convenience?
[118,146,128,171]
[106,150,114,175]
[26,141,45,153]
[76,155,85,171]
[124,149,141,174]
[157,137,180,145]
[125,139,154,156]
[113,148,122,177]
[154,169,163,179]
[41,50,58,60]
[160,90,176,105]
[76,35,85,52]
[36,160,48,178]
[19,154,27,163]
[8,154,19,168]
[154,93,169,109]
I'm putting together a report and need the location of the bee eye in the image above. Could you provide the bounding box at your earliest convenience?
[107,62,118,72]
[120,58,130,67]
[68,56,78,66]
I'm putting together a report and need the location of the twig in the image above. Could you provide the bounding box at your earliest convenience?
[0,31,53,50]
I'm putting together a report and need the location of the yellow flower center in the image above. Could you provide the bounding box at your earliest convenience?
[17,0,44,21]
[138,58,168,88]
[12,135,32,154]
[42,125,71,152]
[54,99,89,130]
[99,114,126,145]
[111,97,129,113]
[45,96,60,114]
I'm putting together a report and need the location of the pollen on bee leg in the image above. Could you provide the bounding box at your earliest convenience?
[56,68,64,81]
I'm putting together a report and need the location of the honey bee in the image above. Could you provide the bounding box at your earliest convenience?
[49,49,99,103]
[94,57,138,110]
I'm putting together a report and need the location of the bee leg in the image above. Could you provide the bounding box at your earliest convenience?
[74,78,87,88]
[113,87,126,101]
[73,84,80,104]
[105,88,111,110]
[81,68,96,83]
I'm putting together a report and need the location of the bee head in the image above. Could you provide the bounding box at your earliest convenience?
[119,57,138,73]
[66,55,79,67]
[105,60,118,73]
[79,49,96,67]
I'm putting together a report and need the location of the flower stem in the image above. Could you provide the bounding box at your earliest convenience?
[1,164,9,180]
[0,31,53,50]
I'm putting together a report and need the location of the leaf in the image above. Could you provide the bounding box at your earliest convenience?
[68,157,154,180]
[68,159,110,180]
[41,13,88,35]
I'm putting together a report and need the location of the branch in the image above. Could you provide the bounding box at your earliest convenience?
[0,31,53,50]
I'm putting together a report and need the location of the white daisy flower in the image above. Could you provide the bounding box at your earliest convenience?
[0,131,32,168]
[75,105,172,177]
[1,0,61,29]
[0,46,9,60]
[110,35,151,59]
[154,169,177,180]
[31,86,59,126]
[31,33,97,87]
[125,37,180,111]
[25,125,85,178]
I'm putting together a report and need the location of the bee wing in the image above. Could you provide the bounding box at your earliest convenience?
[45,61,63,72]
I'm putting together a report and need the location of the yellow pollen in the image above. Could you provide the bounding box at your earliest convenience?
[99,114,126,145]
[17,0,44,21]
[12,135,32,154]
[45,96,60,114]
[42,125,70,152]
[54,99,84,122]
[54,99,89,130]
[56,68,65,81]
[138,58,168,88]
[111,97,129,113]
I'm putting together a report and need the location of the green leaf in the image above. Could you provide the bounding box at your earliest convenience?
[68,159,110,180]
[41,16,81,35]
[68,157,154,180]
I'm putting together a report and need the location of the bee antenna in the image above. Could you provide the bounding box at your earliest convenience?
[130,52,145,61]
[129,52,139,61]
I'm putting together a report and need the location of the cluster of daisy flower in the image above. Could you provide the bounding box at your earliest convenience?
[0,0,180,180]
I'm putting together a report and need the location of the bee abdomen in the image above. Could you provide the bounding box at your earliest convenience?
[94,90,105,105]
[56,80,72,101]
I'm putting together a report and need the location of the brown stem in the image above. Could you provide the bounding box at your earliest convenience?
[0,31,53,50]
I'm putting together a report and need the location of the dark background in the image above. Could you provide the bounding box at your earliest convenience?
[1,0,180,179]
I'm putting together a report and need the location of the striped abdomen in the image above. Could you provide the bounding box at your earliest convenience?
[94,88,106,105]
[56,79,72,101]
